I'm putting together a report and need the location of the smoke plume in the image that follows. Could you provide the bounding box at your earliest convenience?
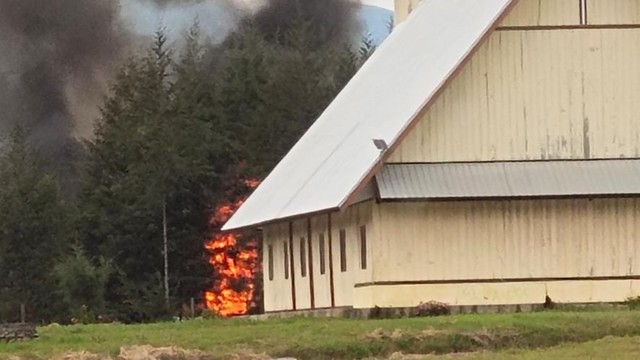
[0,0,361,151]
[251,0,360,46]
[0,0,129,147]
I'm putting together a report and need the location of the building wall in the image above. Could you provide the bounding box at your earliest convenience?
[310,215,332,309]
[262,222,293,312]
[500,0,581,27]
[588,0,640,25]
[389,28,640,163]
[291,218,312,310]
[261,201,375,312]
[330,201,375,307]
[495,0,640,27]
[353,199,640,308]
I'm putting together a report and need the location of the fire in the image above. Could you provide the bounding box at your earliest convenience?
[204,180,259,317]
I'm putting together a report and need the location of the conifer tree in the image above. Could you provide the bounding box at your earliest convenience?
[81,29,231,321]
[0,126,71,322]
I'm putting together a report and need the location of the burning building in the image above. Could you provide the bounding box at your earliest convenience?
[219,0,640,313]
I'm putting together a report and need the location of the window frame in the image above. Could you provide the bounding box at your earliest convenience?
[360,225,367,270]
[319,233,326,275]
[268,244,274,281]
[339,229,347,272]
[300,237,307,277]
[283,241,290,279]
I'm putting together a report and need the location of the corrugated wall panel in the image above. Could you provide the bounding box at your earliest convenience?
[500,0,581,26]
[291,219,311,309]
[310,215,332,308]
[375,199,640,282]
[330,201,374,307]
[389,29,640,163]
[264,203,375,311]
[588,0,640,25]
[588,29,640,158]
[262,223,293,312]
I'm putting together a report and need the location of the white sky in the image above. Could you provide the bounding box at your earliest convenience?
[362,0,394,10]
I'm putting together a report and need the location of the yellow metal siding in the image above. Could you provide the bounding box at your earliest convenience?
[291,219,311,309]
[263,202,375,311]
[588,0,640,25]
[330,201,375,307]
[389,28,640,163]
[262,223,293,312]
[354,280,640,308]
[310,215,332,308]
[394,0,421,25]
[375,199,640,282]
[500,0,581,27]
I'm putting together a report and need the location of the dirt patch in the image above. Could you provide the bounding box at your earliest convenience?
[51,351,107,360]
[48,346,210,360]
[365,328,449,341]
[118,345,210,359]
[45,347,293,360]
[224,350,275,359]
[386,352,478,359]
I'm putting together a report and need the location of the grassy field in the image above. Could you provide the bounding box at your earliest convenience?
[421,336,640,359]
[3,309,640,359]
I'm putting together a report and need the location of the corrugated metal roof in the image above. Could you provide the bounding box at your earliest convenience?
[223,0,514,231]
[376,160,640,200]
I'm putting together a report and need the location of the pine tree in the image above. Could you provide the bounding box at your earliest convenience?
[80,33,176,320]
[0,126,72,322]
[80,29,232,321]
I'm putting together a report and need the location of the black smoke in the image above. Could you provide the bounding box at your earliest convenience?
[0,0,361,151]
[0,1,129,147]
[250,0,360,47]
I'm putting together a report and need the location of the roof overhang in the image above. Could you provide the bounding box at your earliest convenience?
[376,159,640,201]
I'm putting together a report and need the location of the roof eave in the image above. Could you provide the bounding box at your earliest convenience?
[220,206,341,233]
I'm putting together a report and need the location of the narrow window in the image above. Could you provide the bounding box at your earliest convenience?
[339,229,347,272]
[300,237,307,277]
[283,241,289,279]
[268,244,274,281]
[360,225,367,270]
[319,233,326,275]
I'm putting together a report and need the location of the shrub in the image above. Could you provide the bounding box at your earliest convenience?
[625,296,640,310]
[55,244,112,323]
[411,301,451,317]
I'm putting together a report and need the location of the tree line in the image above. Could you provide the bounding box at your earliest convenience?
[0,17,376,323]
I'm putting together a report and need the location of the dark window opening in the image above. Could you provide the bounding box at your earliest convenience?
[360,225,367,270]
[319,233,326,275]
[268,244,274,281]
[284,241,289,279]
[300,237,307,277]
[339,229,347,272]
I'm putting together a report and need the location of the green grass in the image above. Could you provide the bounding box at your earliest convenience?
[3,309,640,359]
[415,336,640,359]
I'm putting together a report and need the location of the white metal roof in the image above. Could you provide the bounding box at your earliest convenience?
[223,0,514,231]
[377,160,640,200]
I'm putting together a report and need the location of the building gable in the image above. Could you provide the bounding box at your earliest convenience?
[501,0,581,26]
[389,0,640,164]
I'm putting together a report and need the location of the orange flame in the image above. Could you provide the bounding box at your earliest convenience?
[204,180,259,317]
